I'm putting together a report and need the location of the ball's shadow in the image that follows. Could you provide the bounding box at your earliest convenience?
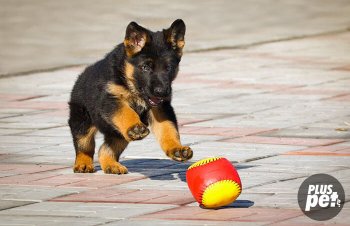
[200,200,255,209]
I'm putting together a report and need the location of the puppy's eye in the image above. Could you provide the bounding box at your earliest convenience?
[141,64,151,72]
[166,65,172,72]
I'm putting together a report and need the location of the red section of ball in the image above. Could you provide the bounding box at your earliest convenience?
[186,158,242,204]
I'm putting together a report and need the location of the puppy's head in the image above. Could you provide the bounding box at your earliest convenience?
[123,19,186,107]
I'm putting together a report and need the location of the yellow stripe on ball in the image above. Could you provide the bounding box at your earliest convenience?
[188,157,222,170]
[202,180,241,208]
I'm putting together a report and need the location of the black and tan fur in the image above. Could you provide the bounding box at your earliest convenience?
[68,19,192,174]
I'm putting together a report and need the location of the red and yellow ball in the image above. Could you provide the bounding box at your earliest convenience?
[186,157,242,208]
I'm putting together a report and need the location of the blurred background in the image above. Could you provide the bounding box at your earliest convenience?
[1,0,350,76]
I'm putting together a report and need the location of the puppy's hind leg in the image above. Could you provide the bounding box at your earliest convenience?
[69,103,97,173]
[98,134,129,174]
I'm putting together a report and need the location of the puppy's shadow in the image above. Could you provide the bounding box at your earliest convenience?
[118,158,256,183]
[120,158,190,181]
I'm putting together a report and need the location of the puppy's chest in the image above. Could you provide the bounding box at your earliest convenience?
[105,82,148,116]
[128,95,149,116]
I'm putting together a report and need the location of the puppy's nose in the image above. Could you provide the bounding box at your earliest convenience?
[153,87,169,97]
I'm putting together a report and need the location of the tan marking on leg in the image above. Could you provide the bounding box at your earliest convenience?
[150,108,181,152]
[98,139,128,174]
[76,126,98,150]
[74,126,97,173]
[150,108,192,161]
[112,102,141,139]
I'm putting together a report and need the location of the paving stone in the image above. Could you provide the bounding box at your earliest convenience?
[0,215,109,226]
[0,166,148,188]
[179,126,274,138]
[239,171,307,192]
[0,201,176,220]
[285,145,350,156]
[239,162,348,190]
[0,163,69,175]
[117,174,188,191]
[0,70,77,93]
[262,126,350,139]
[336,141,350,146]
[302,116,350,131]
[327,93,350,102]
[250,155,350,172]
[136,206,302,223]
[107,219,250,226]
[190,101,350,129]
[0,108,40,115]
[224,136,345,147]
[274,87,349,98]
[178,134,223,146]
[0,142,53,154]
[52,187,194,205]
[0,153,74,165]
[268,203,350,225]
[0,200,36,211]
[188,141,303,162]
[251,193,300,209]
[0,185,85,202]
[19,144,72,155]
[0,111,66,124]
[244,175,306,193]
[0,135,71,145]
[0,128,34,135]
[18,125,79,137]
[0,100,68,111]
[0,172,63,185]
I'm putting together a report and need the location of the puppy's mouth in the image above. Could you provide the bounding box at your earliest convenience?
[147,96,164,107]
[141,89,169,107]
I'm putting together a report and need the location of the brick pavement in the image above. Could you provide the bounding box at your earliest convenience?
[0,30,349,225]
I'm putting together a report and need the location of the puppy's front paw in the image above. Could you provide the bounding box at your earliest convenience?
[127,123,150,141]
[167,146,193,162]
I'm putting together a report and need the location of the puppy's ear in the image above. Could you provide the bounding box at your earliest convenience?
[124,22,149,57]
[164,19,186,57]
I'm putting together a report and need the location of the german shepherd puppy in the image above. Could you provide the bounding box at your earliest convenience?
[68,19,193,174]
